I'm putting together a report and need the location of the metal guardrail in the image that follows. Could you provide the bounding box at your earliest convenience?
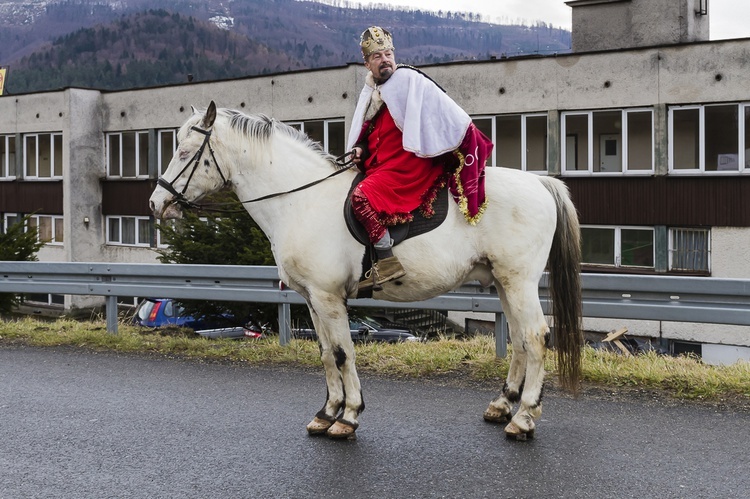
[1,262,749,356]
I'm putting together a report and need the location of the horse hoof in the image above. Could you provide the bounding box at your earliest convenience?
[483,408,511,424]
[326,419,358,440]
[306,416,334,435]
[504,421,535,441]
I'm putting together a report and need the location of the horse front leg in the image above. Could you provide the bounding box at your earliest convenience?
[303,293,363,440]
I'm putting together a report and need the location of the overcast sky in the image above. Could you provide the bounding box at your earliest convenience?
[358,0,748,40]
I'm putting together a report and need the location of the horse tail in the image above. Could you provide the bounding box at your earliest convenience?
[539,176,583,393]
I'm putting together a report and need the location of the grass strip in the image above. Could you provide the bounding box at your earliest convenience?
[1,317,748,404]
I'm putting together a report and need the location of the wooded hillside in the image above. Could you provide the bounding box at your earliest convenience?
[1,0,571,93]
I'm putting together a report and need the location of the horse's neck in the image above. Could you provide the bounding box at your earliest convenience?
[230,138,345,241]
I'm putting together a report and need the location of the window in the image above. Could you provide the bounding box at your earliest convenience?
[106,216,151,246]
[562,109,654,174]
[286,119,345,156]
[2,213,21,234]
[473,117,495,165]
[669,103,750,173]
[25,293,65,306]
[1,135,16,179]
[27,215,64,245]
[473,113,548,171]
[24,132,63,179]
[156,219,175,248]
[581,226,654,268]
[107,131,149,178]
[669,228,710,272]
[158,129,178,176]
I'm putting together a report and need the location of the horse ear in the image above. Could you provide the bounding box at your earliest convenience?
[202,101,217,129]
[190,105,199,115]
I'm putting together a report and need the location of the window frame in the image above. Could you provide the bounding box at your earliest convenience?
[472,113,549,173]
[2,213,20,234]
[0,134,17,179]
[561,108,654,175]
[106,215,152,247]
[581,225,655,269]
[156,219,175,248]
[471,115,496,166]
[23,132,63,180]
[668,227,711,273]
[27,214,64,245]
[285,118,345,155]
[106,130,150,179]
[668,103,749,175]
[158,128,178,176]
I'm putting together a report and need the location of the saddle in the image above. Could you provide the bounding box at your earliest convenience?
[344,172,450,297]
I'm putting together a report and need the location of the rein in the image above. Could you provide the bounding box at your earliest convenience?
[157,126,357,214]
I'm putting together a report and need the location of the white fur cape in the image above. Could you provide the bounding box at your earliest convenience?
[346,67,472,158]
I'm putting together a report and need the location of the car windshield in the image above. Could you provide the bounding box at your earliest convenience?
[360,317,383,328]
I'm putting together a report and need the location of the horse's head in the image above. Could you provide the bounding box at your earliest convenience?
[150,101,230,219]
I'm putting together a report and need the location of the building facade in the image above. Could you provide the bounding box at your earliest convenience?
[1,0,748,361]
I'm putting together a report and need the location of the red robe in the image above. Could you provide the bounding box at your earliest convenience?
[357,108,447,226]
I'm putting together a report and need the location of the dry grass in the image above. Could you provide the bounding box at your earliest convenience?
[1,317,748,405]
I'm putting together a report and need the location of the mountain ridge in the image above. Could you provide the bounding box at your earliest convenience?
[0,0,571,93]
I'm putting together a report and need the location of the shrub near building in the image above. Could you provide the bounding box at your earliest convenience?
[0,216,43,314]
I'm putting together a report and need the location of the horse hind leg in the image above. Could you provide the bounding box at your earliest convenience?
[501,282,549,441]
[483,277,548,440]
[483,286,528,425]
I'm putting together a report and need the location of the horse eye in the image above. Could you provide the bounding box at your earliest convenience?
[179,150,190,160]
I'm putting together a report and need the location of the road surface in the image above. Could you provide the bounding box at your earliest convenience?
[1,345,747,498]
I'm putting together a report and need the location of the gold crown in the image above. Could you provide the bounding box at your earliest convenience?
[360,26,394,57]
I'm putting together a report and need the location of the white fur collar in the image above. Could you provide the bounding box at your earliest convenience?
[364,72,384,121]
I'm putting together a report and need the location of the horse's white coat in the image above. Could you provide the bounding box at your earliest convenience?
[150,103,582,439]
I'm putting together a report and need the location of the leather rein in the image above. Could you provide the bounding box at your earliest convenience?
[157,125,357,214]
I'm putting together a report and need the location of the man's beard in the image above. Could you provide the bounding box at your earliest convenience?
[375,65,394,84]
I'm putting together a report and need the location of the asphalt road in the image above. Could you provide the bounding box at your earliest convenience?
[1,345,747,499]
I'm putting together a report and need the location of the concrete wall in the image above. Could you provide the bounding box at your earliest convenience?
[568,0,709,52]
[98,65,357,131]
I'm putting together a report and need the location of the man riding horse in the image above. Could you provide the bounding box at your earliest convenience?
[348,26,494,291]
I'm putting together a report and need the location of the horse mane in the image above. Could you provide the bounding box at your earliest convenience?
[220,108,338,167]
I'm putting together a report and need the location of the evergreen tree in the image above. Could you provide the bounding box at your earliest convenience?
[0,216,44,315]
[156,190,281,330]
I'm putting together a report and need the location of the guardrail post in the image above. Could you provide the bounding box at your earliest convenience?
[106,295,118,334]
[495,312,508,358]
[278,302,291,345]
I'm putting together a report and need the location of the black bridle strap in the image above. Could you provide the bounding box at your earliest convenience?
[234,150,357,205]
[238,161,356,204]
[157,126,228,209]
[158,129,358,212]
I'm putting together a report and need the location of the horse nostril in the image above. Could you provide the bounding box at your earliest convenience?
[149,200,156,213]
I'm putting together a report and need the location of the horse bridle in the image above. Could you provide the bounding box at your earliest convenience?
[157,124,357,213]
[157,125,228,211]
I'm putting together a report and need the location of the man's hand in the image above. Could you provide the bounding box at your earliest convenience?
[351,147,363,165]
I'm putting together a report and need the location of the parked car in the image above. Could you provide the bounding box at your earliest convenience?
[292,316,421,343]
[132,298,264,339]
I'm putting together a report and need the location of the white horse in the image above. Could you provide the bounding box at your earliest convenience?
[150,101,583,441]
